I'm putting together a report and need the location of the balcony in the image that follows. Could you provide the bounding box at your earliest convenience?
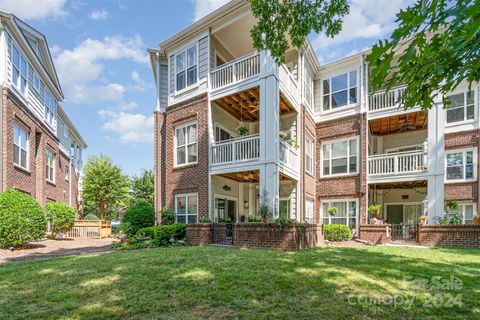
[279,64,300,106]
[211,135,260,166]
[210,52,261,91]
[279,139,299,174]
[368,151,428,177]
[369,86,406,112]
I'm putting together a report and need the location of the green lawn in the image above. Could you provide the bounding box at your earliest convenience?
[0,245,479,320]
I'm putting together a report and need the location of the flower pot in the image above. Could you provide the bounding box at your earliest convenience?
[370,218,378,225]
[263,216,268,224]
[473,216,480,225]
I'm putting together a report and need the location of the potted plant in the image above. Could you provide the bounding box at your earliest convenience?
[235,122,249,136]
[199,216,211,223]
[258,188,271,223]
[288,137,299,149]
[473,215,480,225]
[418,215,428,225]
[327,206,337,216]
[368,204,382,216]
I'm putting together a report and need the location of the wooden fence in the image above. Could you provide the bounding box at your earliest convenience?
[65,220,112,239]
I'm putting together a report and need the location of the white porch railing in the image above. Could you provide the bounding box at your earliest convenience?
[368,151,428,176]
[210,52,261,90]
[279,64,299,102]
[279,140,298,171]
[369,86,406,111]
[211,135,260,165]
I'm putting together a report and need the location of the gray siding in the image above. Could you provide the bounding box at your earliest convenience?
[198,36,209,80]
[57,117,71,155]
[159,59,168,108]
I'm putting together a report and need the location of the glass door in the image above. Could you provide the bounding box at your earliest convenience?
[386,205,403,224]
[404,204,422,224]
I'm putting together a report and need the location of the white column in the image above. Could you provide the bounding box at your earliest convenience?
[427,102,445,223]
[248,183,255,216]
[238,182,244,220]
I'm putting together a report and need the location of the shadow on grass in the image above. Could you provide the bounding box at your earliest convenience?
[0,245,478,320]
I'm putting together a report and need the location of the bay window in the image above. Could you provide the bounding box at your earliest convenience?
[174,122,197,166]
[446,91,474,124]
[175,45,197,91]
[45,149,55,182]
[446,149,475,181]
[175,193,198,224]
[13,123,29,169]
[323,70,357,111]
[322,200,358,229]
[322,137,358,176]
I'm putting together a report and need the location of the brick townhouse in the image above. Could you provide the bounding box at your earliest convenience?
[0,12,86,215]
[150,0,479,235]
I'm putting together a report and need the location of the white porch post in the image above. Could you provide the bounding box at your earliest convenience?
[248,183,255,216]
[427,102,445,223]
[238,182,244,220]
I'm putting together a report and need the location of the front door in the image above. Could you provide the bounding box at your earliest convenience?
[386,205,403,224]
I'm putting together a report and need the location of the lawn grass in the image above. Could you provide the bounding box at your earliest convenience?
[0,245,479,319]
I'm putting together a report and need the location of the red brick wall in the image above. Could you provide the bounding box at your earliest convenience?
[185,223,212,245]
[359,224,392,244]
[2,88,78,210]
[301,107,317,222]
[154,94,209,221]
[316,114,367,224]
[418,225,480,247]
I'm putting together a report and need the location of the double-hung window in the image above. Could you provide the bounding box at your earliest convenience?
[44,90,56,127]
[45,149,55,183]
[305,134,314,175]
[176,45,197,91]
[175,193,198,224]
[323,71,357,111]
[13,123,29,169]
[322,200,357,229]
[32,72,41,93]
[12,45,28,95]
[446,149,476,181]
[322,137,358,176]
[458,203,476,224]
[175,122,197,166]
[304,64,313,108]
[446,91,474,124]
[305,199,314,223]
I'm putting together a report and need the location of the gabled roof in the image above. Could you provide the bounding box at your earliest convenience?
[0,11,64,99]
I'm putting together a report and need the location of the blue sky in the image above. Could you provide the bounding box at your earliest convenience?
[0,0,414,176]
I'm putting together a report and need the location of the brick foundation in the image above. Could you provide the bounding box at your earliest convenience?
[418,225,480,248]
[185,224,212,245]
[359,224,392,244]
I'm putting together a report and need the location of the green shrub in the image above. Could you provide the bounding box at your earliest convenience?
[323,224,351,241]
[161,207,174,225]
[83,213,100,220]
[248,215,262,222]
[122,202,155,236]
[45,202,75,239]
[137,224,186,246]
[199,216,211,223]
[0,189,46,248]
[274,216,294,225]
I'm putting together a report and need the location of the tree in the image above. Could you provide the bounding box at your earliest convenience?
[249,0,479,109]
[82,155,130,220]
[45,202,75,239]
[130,169,154,204]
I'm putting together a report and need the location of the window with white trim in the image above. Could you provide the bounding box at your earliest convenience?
[45,149,55,183]
[459,203,476,224]
[13,123,29,169]
[304,63,313,108]
[305,199,314,223]
[446,149,476,181]
[32,72,41,93]
[323,70,357,111]
[12,45,28,95]
[175,45,197,91]
[321,199,358,229]
[44,90,56,127]
[305,134,314,174]
[175,193,198,224]
[446,91,474,124]
[322,137,358,176]
[65,165,69,181]
[174,122,197,166]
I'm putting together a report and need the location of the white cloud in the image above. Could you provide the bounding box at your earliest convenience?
[193,0,230,21]
[53,35,149,103]
[130,70,151,92]
[312,0,415,62]
[0,0,67,20]
[89,9,109,21]
[99,110,154,144]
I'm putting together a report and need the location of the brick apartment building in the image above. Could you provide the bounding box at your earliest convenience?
[0,12,86,214]
[150,0,478,232]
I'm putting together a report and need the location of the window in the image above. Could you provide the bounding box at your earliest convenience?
[322,137,357,176]
[45,149,55,182]
[175,45,197,91]
[305,134,314,174]
[13,123,29,169]
[44,90,56,127]
[65,166,69,181]
[323,70,357,111]
[32,72,41,93]
[174,122,197,166]
[175,194,198,224]
[322,200,357,229]
[63,124,69,138]
[215,124,233,142]
[12,45,28,95]
[305,199,314,223]
[446,149,475,181]
[446,91,474,124]
[304,64,313,108]
[460,203,476,224]
[279,199,291,218]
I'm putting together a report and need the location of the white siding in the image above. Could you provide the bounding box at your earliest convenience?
[57,117,71,155]
[159,59,168,109]
[198,36,209,80]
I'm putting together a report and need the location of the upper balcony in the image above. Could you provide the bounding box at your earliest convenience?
[367,85,420,118]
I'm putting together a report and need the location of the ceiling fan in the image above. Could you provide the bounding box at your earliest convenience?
[397,121,416,133]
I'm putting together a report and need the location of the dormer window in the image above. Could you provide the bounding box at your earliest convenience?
[175,45,197,91]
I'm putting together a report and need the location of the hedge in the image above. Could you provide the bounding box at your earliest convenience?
[45,202,75,239]
[137,224,186,246]
[323,224,351,241]
[122,202,155,236]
